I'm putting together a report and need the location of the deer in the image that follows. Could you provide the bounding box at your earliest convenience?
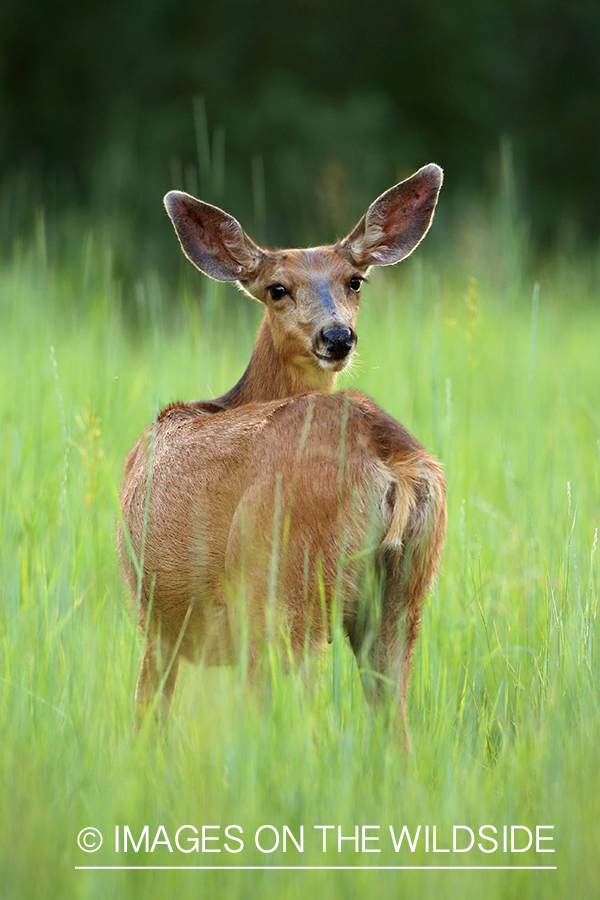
[117,163,446,743]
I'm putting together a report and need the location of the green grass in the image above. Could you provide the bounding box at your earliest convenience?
[1,209,599,899]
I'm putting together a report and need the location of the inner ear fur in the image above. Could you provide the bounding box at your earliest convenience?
[164,191,263,282]
[341,164,443,269]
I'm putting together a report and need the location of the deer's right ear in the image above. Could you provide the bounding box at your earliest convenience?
[164,191,263,282]
[341,164,443,269]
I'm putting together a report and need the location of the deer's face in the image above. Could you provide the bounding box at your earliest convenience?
[164,164,443,385]
[245,247,363,373]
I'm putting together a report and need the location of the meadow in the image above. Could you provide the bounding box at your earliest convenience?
[1,191,598,899]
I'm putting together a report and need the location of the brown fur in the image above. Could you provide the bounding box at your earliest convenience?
[118,164,446,739]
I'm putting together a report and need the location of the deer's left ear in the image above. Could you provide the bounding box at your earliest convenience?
[164,191,264,282]
[341,164,443,268]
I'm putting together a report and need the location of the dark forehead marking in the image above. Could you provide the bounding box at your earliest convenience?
[315,279,340,315]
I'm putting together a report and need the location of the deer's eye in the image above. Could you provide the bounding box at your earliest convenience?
[349,276,363,293]
[268,284,287,301]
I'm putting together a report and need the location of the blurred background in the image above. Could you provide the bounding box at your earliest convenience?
[1,0,599,283]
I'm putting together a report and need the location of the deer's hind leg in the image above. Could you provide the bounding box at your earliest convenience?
[347,463,447,746]
[135,635,180,727]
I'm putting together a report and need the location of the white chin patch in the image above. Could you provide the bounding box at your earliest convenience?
[315,354,349,372]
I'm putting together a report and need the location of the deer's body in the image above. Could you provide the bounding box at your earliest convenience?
[118,164,447,737]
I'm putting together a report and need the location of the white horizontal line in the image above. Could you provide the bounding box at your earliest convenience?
[75,865,557,871]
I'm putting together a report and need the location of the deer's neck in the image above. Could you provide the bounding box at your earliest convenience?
[215,315,337,408]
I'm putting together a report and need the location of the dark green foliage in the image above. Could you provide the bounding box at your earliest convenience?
[1,0,599,264]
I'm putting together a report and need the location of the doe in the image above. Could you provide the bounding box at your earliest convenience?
[118,164,446,740]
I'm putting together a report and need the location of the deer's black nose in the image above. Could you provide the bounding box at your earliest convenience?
[320,327,355,359]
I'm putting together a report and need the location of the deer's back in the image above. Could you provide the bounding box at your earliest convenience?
[118,391,444,661]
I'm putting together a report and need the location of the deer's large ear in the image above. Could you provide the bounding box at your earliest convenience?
[341,164,443,269]
[164,191,263,282]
